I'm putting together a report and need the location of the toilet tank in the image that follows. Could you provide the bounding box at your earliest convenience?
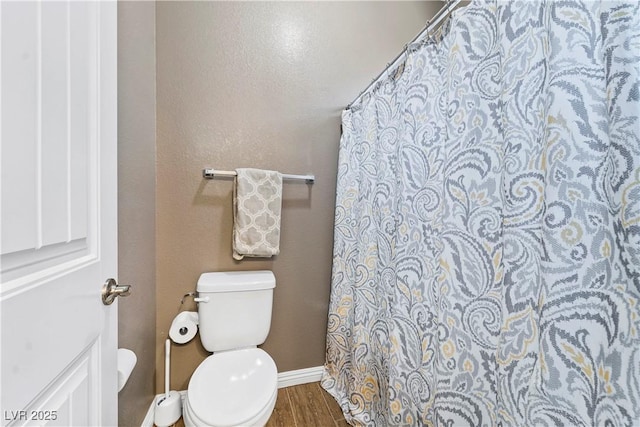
[196,271,275,352]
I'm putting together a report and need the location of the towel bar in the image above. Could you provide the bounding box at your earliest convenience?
[202,168,314,184]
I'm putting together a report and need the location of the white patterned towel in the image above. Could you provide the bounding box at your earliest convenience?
[233,168,283,260]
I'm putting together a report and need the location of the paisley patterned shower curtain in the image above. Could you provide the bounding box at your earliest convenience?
[322,1,640,425]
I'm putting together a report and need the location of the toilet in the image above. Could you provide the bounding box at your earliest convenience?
[183,271,278,427]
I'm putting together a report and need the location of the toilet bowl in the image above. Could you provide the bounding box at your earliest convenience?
[183,348,278,427]
[183,271,279,427]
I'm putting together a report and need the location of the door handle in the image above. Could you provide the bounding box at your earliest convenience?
[102,278,132,305]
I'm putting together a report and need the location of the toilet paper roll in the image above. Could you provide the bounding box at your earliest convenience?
[169,311,199,344]
[117,348,137,392]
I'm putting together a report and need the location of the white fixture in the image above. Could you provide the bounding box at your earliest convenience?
[155,340,182,427]
[117,348,137,392]
[183,271,278,427]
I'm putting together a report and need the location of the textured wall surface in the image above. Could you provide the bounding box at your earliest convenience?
[117,2,157,425]
[155,1,440,392]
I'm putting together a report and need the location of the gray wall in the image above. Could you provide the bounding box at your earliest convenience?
[155,1,441,392]
[117,2,156,425]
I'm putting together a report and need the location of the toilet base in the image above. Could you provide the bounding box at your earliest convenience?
[183,386,277,427]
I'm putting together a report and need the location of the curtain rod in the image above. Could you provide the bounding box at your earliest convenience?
[346,0,462,111]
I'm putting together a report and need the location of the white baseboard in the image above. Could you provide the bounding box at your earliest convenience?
[141,366,324,426]
[277,365,324,388]
[141,397,155,427]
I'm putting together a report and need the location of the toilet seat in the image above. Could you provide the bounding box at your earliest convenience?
[186,348,278,427]
[184,386,277,427]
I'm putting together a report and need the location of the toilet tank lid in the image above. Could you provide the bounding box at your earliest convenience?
[197,270,276,292]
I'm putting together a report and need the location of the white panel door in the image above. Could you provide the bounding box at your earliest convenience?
[0,1,118,426]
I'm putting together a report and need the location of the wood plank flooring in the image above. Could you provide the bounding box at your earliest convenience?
[266,382,350,427]
[169,382,348,427]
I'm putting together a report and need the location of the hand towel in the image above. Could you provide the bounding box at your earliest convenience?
[233,168,283,260]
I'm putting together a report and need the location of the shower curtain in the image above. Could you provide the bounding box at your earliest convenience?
[322,0,640,425]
